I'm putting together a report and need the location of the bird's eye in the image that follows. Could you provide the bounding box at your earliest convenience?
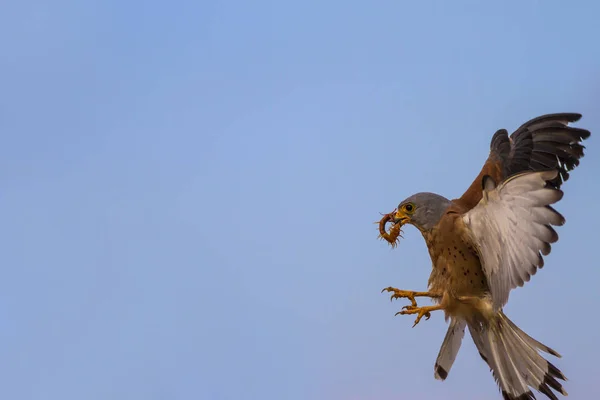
[403,203,415,213]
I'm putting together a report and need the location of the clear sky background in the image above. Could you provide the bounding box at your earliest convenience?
[1,1,600,399]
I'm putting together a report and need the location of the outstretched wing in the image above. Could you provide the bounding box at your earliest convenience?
[461,170,565,310]
[456,113,590,211]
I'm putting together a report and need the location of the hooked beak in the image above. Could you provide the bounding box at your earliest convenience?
[393,210,410,225]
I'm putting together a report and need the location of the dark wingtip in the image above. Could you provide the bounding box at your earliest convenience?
[478,351,489,363]
[538,382,561,400]
[547,361,567,380]
[542,373,567,396]
[435,364,448,380]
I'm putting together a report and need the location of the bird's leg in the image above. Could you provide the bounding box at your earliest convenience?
[381,287,438,307]
[396,305,444,328]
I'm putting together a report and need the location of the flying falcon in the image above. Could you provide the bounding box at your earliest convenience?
[378,113,590,400]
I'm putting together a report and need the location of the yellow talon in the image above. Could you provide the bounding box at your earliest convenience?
[382,287,419,307]
[395,305,443,327]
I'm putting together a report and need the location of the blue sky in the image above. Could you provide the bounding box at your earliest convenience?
[2,1,600,399]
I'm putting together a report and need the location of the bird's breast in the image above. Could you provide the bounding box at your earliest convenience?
[425,217,490,310]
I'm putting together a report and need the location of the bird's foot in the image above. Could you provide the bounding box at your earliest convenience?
[395,305,443,328]
[381,287,436,307]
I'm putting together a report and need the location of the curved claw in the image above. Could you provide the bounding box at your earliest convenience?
[394,309,412,317]
[400,305,420,312]
[383,289,418,307]
[381,287,393,302]
[381,286,405,303]
[394,305,435,327]
[412,312,432,328]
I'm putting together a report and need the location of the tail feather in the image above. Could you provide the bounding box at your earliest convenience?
[467,312,567,400]
[434,318,466,380]
[470,321,527,398]
[503,316,562,359]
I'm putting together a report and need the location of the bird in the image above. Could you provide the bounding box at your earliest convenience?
[377,113,590,400]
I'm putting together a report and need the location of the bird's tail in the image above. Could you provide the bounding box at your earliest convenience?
[467,312,567,400]
[434,317,467,381]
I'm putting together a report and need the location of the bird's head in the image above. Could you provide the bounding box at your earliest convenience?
[379,192,451,247]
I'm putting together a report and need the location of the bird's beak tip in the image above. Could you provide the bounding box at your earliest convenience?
[393,211,408,224]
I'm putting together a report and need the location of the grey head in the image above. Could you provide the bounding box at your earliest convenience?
[393,192,451,232]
